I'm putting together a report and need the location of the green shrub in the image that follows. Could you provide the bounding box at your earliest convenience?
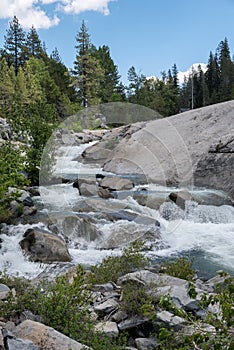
[163,257,195,281]
[89,240,150,284]
[0,272,40,321]
[37,265,92,340]
[121,280,156,318]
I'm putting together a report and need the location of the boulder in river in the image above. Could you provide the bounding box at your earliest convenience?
[19,228,71,263]
[99,176,134,191]
[169,190,193,209]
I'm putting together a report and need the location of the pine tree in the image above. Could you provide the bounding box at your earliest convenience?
[217,38,234,101]
[92,45,123,102]
[205,52,220,104]
[25,25,45,59]
[172,63,179,89]
[127,66,146,103]
[4,16,26,75]
[73,20,104,107]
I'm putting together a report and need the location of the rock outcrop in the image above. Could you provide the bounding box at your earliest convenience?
[91,101,234,198]
[194,134,234,197]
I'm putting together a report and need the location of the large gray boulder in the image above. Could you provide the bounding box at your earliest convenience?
[19,228,71,263]
[12,320,90,350]
[102,101,234,198]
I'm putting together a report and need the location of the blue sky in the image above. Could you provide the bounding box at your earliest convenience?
[0,0,234,84]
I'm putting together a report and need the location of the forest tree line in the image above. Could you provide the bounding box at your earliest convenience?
[1,17,234,121]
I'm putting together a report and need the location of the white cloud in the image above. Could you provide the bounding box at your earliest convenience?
[0,0,114,29]
[146,63,208,85]
[61,0,115,15]
[178,63,207,84]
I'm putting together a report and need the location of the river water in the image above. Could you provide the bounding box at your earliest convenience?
[0,141,234,279]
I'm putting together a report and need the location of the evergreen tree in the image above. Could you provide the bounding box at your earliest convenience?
[205,52,220,104]
[92,45,124,102]
[4,16,26,75]
[217,38,234,101]
[0,58,15,115]
[73,20,104,107]
[127,66,146,103]
[172,63,179,89]
[25,25,45,59]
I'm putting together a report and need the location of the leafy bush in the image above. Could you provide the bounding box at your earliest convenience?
[0,272,40,321]
[0,141,29,222]
[163,257,195,281]
[89,240,150,284]
[121,280,156,318]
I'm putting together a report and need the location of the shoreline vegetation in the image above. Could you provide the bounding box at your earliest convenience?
[0,243,233,349]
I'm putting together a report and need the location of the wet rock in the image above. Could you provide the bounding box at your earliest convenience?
[12,320,90,350]
[191,190,234,207]
[61,215,101,243]
[95,321,119,338]
[133,190,167,210]
[79,183,97,197]
[98,187,114,199]
[97,224,160,249]
[169,190,193,209]
[73,176,97,190]
[19,228,71,263]
[78,144,113,165]
[23,206,37,216]
[99,177,134,191]
[0,284,10,300]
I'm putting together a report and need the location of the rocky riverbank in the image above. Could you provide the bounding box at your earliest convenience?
[0,255,233,350]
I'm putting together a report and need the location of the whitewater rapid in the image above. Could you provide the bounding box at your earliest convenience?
[0,141,233,278]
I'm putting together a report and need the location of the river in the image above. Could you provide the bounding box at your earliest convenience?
[0,141,234,279]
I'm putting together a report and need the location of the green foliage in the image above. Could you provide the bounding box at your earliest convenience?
[0,267,127,350]
[105,136,118,150]
[0,271,40,321]
[37,265,92,339]
[121,280,155,318]
[163,257,196,281]
[0,141,28,221]
[90,240,150,284]
[73,20,105,107]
